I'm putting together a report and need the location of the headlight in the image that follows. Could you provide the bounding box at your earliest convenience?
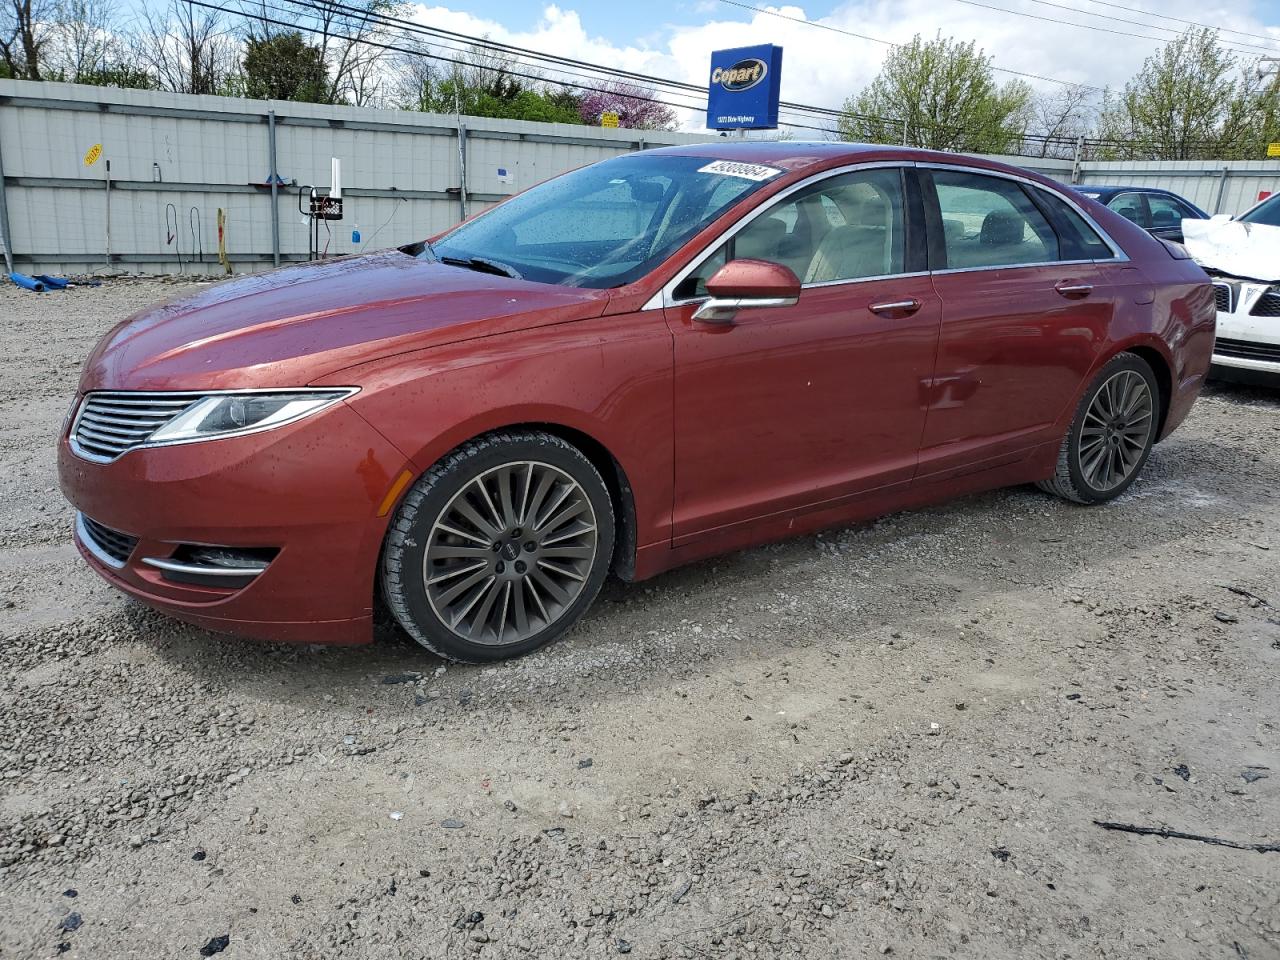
[148,389,357,445]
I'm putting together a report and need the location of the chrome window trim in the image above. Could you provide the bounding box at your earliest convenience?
[645,160,917,310]
[69,387,359,463]
[931,258,1099,277]
[75,512,128,569]
[645,158,1129,310]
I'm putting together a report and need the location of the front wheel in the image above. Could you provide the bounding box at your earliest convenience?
[381,431,615,662]
[1037,352,1161,504]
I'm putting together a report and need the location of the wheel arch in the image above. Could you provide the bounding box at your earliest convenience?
[1121,343,1173,441]
[389,420,640,582]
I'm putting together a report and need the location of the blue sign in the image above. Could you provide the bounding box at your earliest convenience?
[706,44,783,130]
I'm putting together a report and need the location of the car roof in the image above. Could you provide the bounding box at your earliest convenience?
[1080,185,1187,199]
[640,140,1054,180]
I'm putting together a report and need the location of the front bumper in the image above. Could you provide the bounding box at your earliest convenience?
[58,399,412,645]
[1209,279,1280,380]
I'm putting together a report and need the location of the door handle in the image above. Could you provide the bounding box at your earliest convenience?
[868,298,921,317]
[1054,280,1093,299]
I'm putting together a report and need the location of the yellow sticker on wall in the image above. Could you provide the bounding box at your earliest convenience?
[84,143,102,166]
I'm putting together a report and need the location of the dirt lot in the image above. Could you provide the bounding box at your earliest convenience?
[1,279,1277,960]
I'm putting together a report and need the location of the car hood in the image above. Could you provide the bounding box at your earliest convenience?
[79,251,612,391]
[1182,218,1280,282]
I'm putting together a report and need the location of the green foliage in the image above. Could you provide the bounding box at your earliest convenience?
[73,64,159,90]
[401,64,584,125]
[1097,28,1274,160]
[242,31,330,103]
[838,34,1031,154]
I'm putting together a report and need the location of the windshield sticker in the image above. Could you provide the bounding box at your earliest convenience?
[697,160,783,182]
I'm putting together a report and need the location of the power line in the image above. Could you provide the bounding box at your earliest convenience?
[194,0,1236,157]
[944,0,1280,58]
[199,0,849,135]
[715,0,1105,92]
[1015,0,1280,52]
[270,0,892,129]
[270,0,1101,147]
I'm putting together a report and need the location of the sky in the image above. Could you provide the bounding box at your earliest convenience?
[397,0,1280,131]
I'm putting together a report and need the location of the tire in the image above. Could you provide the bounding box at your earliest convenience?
[1037,352,1161,505]
[381,430,614,662]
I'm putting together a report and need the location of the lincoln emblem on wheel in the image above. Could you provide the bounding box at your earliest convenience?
[58,143,1216,662]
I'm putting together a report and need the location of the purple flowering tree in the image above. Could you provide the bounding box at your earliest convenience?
[579,81,679,130]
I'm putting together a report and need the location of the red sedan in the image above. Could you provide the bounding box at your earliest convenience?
[58,143,1215,661]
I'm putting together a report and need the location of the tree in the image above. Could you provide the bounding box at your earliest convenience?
[392,44,586,124]
[45,0,114,82]
[837,34,1031,154]
[135,0,238,95]
[578,80,677,130]
[0,0,56,79]
[239,0,401,106]
[1097,28,1262,160]
[242,31,328,102]
[1028,84,1096,158]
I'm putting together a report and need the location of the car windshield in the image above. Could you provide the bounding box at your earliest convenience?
[1239,194,1280,227]
[428,154,780,289]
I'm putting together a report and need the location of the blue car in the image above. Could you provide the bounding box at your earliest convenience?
[1073,186,1209,243]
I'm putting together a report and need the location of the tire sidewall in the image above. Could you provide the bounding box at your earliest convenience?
[383,434,615,662]
[1064,354,1160,503]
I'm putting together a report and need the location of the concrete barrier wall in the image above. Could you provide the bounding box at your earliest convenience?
[3,80,1278,277]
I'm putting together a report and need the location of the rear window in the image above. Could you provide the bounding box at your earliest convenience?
[1036,189,1115,260]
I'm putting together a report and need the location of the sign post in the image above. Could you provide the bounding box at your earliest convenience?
[706,44,783,132]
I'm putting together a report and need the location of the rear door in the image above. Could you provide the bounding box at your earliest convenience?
[918,167,1119,479]
[664,165,940,542]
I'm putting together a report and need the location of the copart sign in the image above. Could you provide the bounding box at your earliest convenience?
[705,44,783,131]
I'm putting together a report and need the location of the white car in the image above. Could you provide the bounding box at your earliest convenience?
[1183,195,1280,385]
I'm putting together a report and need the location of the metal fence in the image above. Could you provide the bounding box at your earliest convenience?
[0,80,715,277]
[2,80,1278,277]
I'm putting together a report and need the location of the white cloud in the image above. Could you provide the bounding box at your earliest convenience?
[406,0,1280,132]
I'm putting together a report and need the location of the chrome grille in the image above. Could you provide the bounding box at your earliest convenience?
[77,513,139,567]
[71,391,203,461]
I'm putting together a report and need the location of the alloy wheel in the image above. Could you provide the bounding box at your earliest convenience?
[423,461,599,645]
[1077,369,1154,491]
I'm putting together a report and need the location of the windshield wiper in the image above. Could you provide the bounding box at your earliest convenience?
[439,256,522,280]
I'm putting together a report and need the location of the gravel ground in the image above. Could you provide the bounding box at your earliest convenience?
[1,279,1278,960]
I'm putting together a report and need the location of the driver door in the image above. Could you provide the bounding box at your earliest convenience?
[663,166,941,544]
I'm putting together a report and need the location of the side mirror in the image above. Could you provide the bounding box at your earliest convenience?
[693,258,801,324]
[1209,213,1232,223]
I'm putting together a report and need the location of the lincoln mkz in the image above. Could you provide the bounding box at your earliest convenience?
[59,143,1215,661]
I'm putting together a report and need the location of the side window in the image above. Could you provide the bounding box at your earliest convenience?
[1106,193,1148,228]
[932,171,1059,268]
[1035,189,1114,260]
[674,167,907,298]
[1147,194,1191,229]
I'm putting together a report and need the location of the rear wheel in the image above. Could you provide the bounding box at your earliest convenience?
[1037,352,1160,504]
[382,431,614,662]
